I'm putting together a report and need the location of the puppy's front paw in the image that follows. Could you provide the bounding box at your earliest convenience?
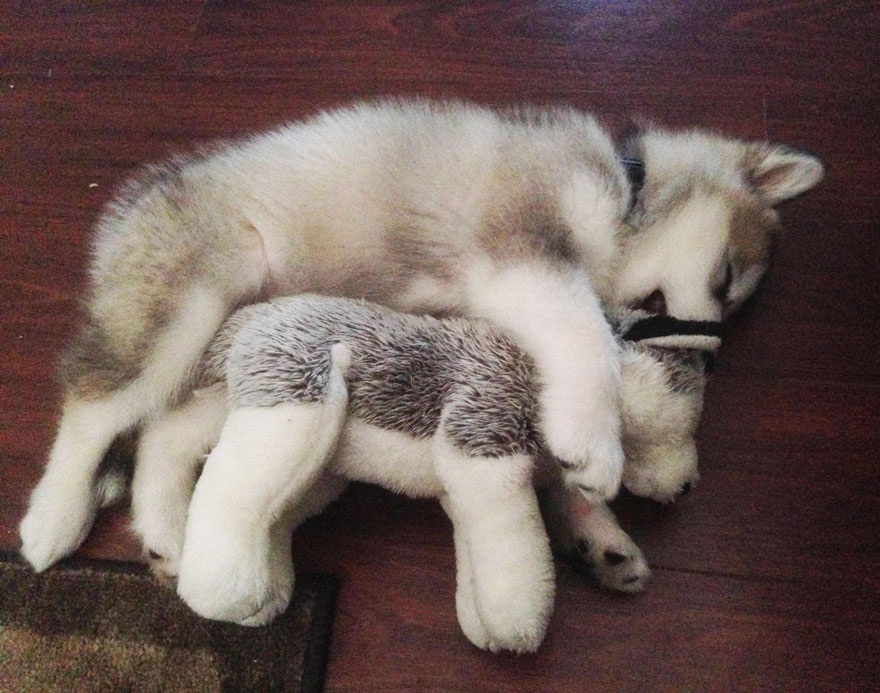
[20,480,98,572]
[559,432,624,503]
[572,535,651,593]
[540,371,624,501]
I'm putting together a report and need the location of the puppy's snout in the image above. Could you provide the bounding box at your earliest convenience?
[680,482,693,495]
[639,289,667,316]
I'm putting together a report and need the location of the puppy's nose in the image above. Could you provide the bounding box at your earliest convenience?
[680,482,693,495]
[640,289,667,316]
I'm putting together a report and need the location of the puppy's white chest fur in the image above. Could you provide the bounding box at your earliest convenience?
[332,420,441,498]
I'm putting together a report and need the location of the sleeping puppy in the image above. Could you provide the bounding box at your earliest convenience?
[20,99,822,575]
[160,295,714,653]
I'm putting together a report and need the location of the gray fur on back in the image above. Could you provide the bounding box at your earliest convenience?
[198,295,542,458]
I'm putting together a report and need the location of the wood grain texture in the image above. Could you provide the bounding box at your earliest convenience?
[2,2,878,690]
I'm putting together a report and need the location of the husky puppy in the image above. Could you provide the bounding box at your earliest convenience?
[165,295,711,653]
[19,99,822,574]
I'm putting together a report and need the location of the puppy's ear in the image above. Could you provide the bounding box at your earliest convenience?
[624,114,654,137]
[745,143,824,204]
[620,115,652,157]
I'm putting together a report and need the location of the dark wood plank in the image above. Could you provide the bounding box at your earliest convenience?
[2,1,878,690]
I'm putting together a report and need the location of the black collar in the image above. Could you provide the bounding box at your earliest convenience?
[622,315,724,343]
[622,314,724,373]
[620,157,645,199]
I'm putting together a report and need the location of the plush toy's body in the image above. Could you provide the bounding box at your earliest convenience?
[157,294,711,653]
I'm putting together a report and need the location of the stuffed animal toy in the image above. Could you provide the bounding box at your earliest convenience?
[157,295,717,653]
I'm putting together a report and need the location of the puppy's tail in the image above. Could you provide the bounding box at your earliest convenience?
[96,467,129,508]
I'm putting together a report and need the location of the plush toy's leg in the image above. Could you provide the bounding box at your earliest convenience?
[177,349,349,625]
[239,472,350,627]
[439,495,491,650]
[287,471,350,527]
[541,477,650,592]
[433,430,554,654]
[131,388,228,580]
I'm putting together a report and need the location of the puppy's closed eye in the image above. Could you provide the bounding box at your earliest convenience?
[713,260,733,302]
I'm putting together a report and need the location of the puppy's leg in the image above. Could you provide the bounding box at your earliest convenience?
[439,495,491,651]
[20,287,233,572]
[433,430,554,654]
[466,261,624,500]
[541,477,650,593]
[132,388,228,580]
[21,175,271,574]
[177,347,350,625]
[19,395,138,572]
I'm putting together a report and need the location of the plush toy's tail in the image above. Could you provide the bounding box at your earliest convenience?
[329,342,353,376]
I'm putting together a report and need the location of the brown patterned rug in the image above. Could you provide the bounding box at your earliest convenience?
[0,553,337,692]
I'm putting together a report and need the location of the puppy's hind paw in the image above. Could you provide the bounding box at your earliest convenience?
[144,548,181,585]
[133,503,188,581]
[20,486,98,572]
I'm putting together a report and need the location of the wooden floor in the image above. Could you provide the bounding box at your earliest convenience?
[2,2,878,690]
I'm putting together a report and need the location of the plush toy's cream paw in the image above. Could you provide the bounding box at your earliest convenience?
[236,579,295,627]
[177,395,348,625]
[573,534,651,593]
[443,498,493,650]
[456,593,492,651]
[455,566,552,654]
[473,575,554,654]
[177,522,294,625]
[437,442,555,654]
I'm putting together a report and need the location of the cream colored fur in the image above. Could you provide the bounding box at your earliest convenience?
[20,99,822,593]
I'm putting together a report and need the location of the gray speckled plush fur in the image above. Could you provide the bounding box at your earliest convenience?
[197,295,703,461]
[198,296,541,458]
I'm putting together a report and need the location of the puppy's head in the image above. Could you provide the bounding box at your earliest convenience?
[613,126,823,321]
